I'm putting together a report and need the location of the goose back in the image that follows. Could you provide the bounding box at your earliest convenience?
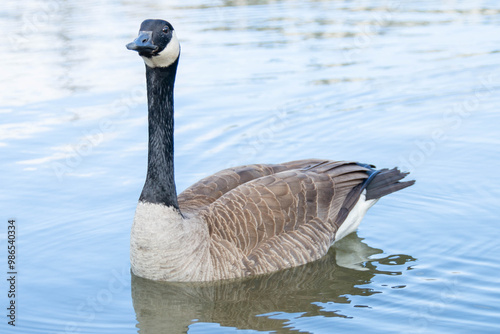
[178,159,327,213]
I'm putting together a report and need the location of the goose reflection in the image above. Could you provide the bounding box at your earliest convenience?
[131,233,416,333]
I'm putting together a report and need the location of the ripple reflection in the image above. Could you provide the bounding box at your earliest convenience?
[131,233,416,333]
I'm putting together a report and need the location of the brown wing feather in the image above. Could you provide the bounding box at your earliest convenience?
[199,161,370,278]
[178,159,327,213]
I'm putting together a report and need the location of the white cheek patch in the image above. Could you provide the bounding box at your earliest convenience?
[141,31,180,68]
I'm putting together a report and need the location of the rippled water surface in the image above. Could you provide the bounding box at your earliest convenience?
[1,0,500,333]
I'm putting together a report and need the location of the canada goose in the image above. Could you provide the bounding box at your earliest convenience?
[126,19,415,282]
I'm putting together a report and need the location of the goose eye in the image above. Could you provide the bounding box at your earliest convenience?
[162,26,169,33]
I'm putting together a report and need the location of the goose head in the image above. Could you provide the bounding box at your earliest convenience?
[126,19,180,68]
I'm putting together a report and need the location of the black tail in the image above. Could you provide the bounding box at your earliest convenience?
[364,167,415,200]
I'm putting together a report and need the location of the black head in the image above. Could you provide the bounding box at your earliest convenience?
[126,19,180,68]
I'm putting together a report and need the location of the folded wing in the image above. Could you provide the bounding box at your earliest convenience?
[200,161,371,278]
[178,159,328,213]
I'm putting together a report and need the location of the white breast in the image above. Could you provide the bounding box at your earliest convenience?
[130,202,213,281]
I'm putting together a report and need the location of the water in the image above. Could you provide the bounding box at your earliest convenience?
[1,0,500,333]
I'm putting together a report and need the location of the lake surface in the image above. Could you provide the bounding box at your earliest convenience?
[1,0,500,333]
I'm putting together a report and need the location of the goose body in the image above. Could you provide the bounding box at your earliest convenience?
[127,20,415,282]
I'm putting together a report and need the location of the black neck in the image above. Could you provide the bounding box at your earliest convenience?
[139,59,180,209]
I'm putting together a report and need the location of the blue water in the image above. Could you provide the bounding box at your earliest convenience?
[1,0,500,333]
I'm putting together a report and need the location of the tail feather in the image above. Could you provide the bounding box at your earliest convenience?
[365,168,415,200]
